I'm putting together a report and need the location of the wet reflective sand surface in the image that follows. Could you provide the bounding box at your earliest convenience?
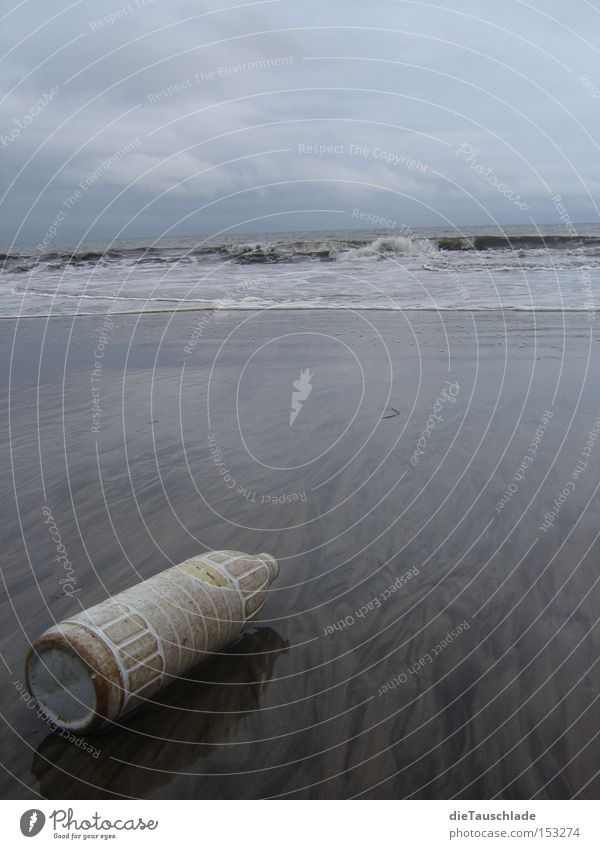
[2,309,599,798]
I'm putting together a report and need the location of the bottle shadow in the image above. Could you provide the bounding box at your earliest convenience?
[31,627,289,799]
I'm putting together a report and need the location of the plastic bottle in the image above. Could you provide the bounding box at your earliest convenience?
[25,550,278,734]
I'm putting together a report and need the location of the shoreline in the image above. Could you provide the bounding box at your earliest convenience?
[1,305,599,320]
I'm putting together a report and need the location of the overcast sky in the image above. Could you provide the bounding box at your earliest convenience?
[1,0,599,245]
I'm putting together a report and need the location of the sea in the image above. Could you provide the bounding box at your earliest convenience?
[1,224,599,318]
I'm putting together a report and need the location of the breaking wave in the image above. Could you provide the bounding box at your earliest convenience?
[4,232,600,274]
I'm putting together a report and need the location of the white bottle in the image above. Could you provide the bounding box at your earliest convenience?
[26,550,278,734]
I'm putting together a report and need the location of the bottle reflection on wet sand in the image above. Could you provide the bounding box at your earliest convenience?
[31,627,289,799]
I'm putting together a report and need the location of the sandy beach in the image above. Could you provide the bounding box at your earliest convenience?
[2,308,600,799]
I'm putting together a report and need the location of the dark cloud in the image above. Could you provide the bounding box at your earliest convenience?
[1,0,599,245]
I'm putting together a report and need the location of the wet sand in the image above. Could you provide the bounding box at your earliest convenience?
[1,308,600,799]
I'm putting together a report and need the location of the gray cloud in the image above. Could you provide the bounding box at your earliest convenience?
[1,0,599,245]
